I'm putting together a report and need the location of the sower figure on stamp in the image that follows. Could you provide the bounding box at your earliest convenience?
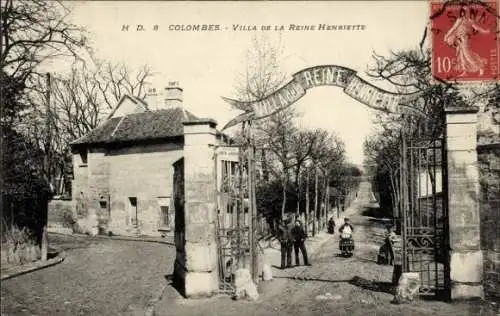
[278,216,293,269]
[292,220,311,266]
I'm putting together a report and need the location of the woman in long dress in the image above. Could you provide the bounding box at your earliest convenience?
[444,12,491,76]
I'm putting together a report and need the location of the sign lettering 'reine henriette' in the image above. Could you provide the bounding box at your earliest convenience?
[221,65,421,130]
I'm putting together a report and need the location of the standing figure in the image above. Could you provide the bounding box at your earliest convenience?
[327,217,336,234]
[339,218,354,236]
[292,220,310,266]
[378,224,396,265]
[444,9,491,76]
[338,218,355,257]
[278,217,293,269]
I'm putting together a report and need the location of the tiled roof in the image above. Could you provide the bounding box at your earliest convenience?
[105,95,149,120]
[71,107,199,146]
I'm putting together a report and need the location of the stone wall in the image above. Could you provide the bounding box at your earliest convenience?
[478,142,500,300]
[47,199,75,234]
[68,142,183,237]
[106,142,183,236]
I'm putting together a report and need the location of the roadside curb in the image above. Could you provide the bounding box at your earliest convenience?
[48,232,175,246]
[1,257,65,281]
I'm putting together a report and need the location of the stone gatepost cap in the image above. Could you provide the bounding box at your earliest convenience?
[182,118,218,128]
[444,106,479,114]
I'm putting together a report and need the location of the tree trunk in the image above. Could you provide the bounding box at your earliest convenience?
[305,167,310,235]
[321,176,328,229]
[392,170,401,219]
[281,175,287,220]
[41,226,48,261]
[261,148,269,182]
[325,176,330,227]
[295,166,301,216]
[313,165,319,236]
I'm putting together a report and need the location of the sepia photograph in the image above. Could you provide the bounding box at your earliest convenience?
[0,0,499,315]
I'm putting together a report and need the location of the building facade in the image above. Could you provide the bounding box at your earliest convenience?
[48,84,232,237]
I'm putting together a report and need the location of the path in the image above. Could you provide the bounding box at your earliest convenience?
[155,181,498,316]
[0,236,176,316]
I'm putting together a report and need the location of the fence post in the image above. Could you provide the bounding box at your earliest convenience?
[41,226,48,261]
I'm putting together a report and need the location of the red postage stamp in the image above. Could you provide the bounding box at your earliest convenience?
[431,0,499,82]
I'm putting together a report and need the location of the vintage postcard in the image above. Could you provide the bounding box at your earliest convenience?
[1,1,499,315]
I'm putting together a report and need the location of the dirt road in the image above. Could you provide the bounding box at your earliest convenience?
[157,181,498,316]
[1,236,175,316]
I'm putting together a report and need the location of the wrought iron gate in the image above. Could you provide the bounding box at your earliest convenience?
[400,126,450,297]
[215,146,252,295]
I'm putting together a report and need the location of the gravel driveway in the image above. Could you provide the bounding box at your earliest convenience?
[1,235,176,316]
[154,182,499,316]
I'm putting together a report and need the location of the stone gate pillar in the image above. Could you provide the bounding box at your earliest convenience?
[181,118,219,298]
[445,106,483,300]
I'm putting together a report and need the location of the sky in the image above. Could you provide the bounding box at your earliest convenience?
[63,1,430,165]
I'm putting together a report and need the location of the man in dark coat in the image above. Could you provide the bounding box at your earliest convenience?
[327,217,336,234]
[292,220,310,266]
[278,217,293,269]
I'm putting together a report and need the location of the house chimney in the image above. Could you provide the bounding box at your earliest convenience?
[145,87,158,110]
[164,81,183,108]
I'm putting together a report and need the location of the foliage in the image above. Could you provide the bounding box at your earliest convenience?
[362,42,498,219]
[1,0,89,242]
[1,0,89,89]
[230,32,360,224]
[255,162,362,222]
[1,128,50,197]
[0,71,26,129]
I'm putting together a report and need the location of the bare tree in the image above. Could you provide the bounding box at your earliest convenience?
[232,32,299,220]
[1,0,88,89]
[363,128,402,218]
[233,32,287,106]
[93,61,153,110]
[255,109,298,219]
[19,61,154,195]
[290,129,322,215]
[1,0,90,197]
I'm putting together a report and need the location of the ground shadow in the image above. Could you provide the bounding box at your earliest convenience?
[164,274,185,298]
[354,256,378,264]
[47,251,59,259]
[361,206,392,220]
[271,264,303,270]
[349,276,395,295]
[274,275,351,283]
[419,290,451,302]
[334,253,354,258]
[368,218,393,225]
[274,275,395,291]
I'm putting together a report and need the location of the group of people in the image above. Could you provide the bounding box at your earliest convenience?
[277,217,310,269]
[277,215,356,268]
[327,216,354,237]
